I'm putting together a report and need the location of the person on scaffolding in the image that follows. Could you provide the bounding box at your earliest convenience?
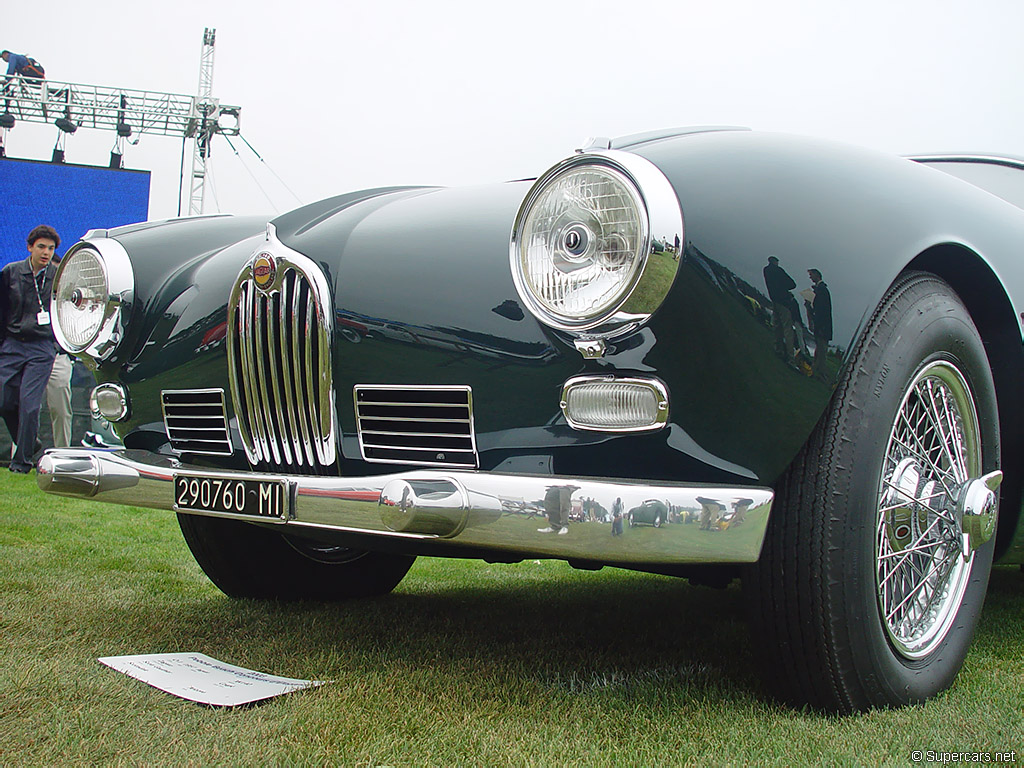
[1,51,45,93]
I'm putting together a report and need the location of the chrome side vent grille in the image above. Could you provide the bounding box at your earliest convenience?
[162,388,232,455]
[354,385,478,468]
[227,234,336,469]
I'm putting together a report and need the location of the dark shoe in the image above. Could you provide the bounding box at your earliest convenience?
[9,464,31,474]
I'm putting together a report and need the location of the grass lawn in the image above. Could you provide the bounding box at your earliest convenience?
[1,471,1022,765]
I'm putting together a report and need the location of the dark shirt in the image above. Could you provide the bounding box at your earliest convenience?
[763,262,797,304]
[811,281,833,341]
[0,257,58,343]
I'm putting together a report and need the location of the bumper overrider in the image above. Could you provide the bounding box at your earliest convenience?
[38,448,774,565]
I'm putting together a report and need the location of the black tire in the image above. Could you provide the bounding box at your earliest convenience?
[177,512,416,601]
[746,272,1000,713]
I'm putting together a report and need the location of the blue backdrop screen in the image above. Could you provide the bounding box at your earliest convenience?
[0,158,150,266]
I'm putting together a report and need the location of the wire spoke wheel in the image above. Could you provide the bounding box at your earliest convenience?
[877,360,979,658]
[746,273,1000,712]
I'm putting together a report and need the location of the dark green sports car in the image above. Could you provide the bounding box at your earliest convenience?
[37,127,1024,713]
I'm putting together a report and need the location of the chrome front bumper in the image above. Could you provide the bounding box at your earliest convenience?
[37,448,774,565]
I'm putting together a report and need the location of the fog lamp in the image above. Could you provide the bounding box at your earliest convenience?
[560,376,668,432]
[90,383,130,422]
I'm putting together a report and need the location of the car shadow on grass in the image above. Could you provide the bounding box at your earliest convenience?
[83,562,1023,711]
[87,564,764,705]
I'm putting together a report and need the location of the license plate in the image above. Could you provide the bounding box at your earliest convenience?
[173,472,289,520]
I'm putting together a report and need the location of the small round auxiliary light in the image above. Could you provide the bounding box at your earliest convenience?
[560,376,669,432]
[90,382,130,422]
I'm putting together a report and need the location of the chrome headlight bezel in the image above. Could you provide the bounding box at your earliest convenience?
[52,238,134,363]
[509,150,683,338]
[90,382,130,422]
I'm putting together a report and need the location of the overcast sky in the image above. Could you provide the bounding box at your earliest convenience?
[6,0,1024,220]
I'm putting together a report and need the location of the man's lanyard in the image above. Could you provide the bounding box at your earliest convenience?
[32,268,51,326]
[32,268,46,309]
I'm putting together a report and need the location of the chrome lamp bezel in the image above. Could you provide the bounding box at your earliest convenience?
[52,238,135,364]
[509,150,684,339]
[560,375,670,433]
[90,382,130,422]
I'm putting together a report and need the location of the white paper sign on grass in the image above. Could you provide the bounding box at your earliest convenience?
[99,652,327,707]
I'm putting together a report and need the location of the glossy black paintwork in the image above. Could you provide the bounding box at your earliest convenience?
[93,215,268,370]
[89,131,1024,549]
[632,132,1024,483]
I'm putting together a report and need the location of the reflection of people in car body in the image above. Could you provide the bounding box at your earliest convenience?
[762,255,805,360]
[696,496,725,530]
[538,484,578,535]
[732,498,753,527]
[806,269,833,380]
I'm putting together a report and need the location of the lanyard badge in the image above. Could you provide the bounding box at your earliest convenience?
[33,269,50,325]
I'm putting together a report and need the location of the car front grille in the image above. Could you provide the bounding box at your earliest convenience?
[162,388,232,455]
[227,244,336,470]
[354,385,478,468]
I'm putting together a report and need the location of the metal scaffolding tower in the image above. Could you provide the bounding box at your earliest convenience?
[188,27,219,216]
[0,27,240,215]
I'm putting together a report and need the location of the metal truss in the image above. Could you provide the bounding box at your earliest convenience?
[188,27,220,216]
[0,77,239,140]
[0,26,240,215]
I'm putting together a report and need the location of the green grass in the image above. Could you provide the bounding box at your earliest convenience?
[1,472,1022,766]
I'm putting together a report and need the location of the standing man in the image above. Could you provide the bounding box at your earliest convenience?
[44,252,73,447]
[0,225,60,472]
[763,255,797,359]
[807,268,833,380]
[46,348,73,447]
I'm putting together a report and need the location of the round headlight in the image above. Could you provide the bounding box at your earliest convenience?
[52,239,134,361]
[513,162,646,327]
[54,248,108,350]
[510,151,683,335]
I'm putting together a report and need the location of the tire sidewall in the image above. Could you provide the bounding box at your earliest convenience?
[177,512,415,600]
[836,281,998,706]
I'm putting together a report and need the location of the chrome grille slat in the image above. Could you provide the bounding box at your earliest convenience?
[354,385,478,468]
[361,430,473,438]
[358,401,468,408]
[304,292,318,462]
[240,283,268,462]
[356,416,472,423]
[253,292,282,465]
[276,274,305,466]
[291,278,316,465]
[161,389,233,455]
[165,424,230,430]
[252,287,276,463]
[315,309,334,465]
[227,236,336,471]
[264,292,293,465]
